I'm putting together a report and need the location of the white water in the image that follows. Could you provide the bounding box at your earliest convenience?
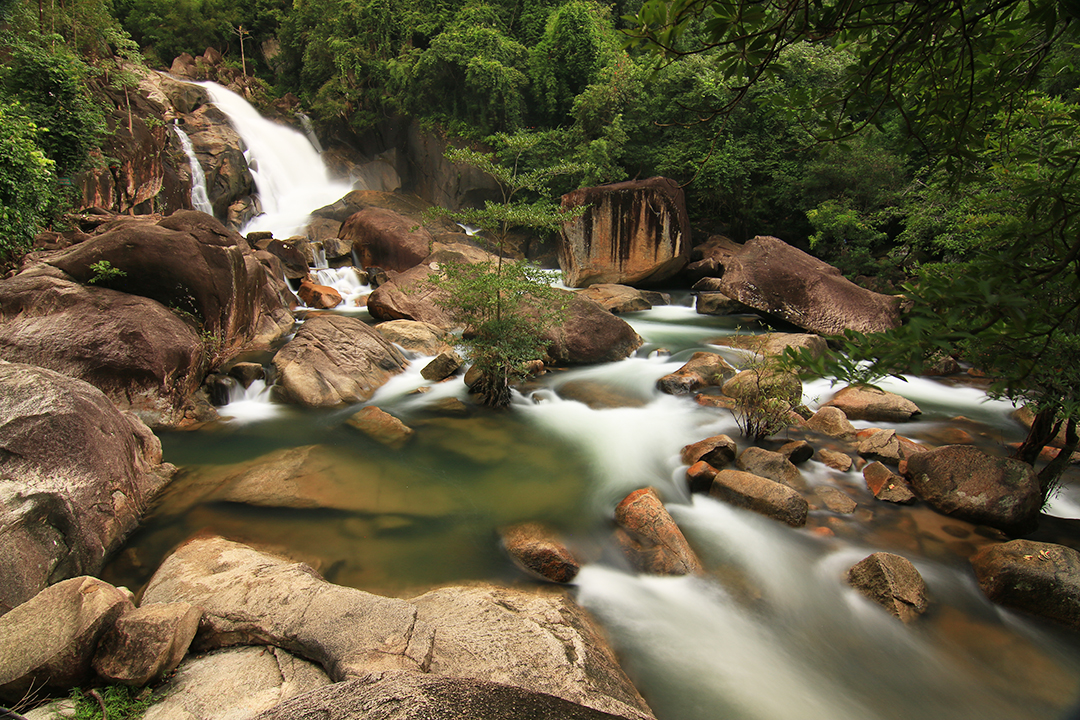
[217,379,284,424]
[199,82,352,239]
[173,124,215,216]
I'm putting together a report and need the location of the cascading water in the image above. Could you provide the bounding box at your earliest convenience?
[199,82,352,239]
[173,123,215,216]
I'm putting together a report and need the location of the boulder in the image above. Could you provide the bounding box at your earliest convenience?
[805,406,858,441]
[613,488,702,575]
[818,449,853,472]
[252,671,649,720]
[272,314,408,406]
[680,435,737,468]
[862,462,916,503]
[576,284,660,313]
[543,293,644,365]
[297,278,343,309]
[656,352,736,395]
[229,361,265,388]
[708,470,809,527]
[559,177,691,288]
[141,536,436,679]
[721,368,802,405]
[410,584,654,719]
[0,273,207,427]
[695,292,749,316]
[345,406,415,449]
[846,552,929,623]
[312,189,459,232]
[341,207,436,272]
[697,235,901,335]
[421,350,464,381]
[0,362,172,614]
[686,460,721,494]
[141,646,331,720]
[367,265,457,328]
[708,332,828,361]
[265,238,309,279]
[824,385,921,422]
[904,445,1041,532]
[970,540,1080,629]
[0,577,134,702]
[779,440,814,464]
[736,447,807,491]
[815,486,857,514]
[499,522,581,583]
[92,602,203,685]
[376,319,455,356]
[857,428,903,464]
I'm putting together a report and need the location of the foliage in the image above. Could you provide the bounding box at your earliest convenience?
[87,260,127,284]
[730,359,802,441]
[426,130,589,406]
[69,686,153,720]
[0,99,59,262]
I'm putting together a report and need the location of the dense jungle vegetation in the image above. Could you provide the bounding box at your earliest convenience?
[0,0,1078,477]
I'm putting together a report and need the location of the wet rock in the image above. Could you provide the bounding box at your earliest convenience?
[0,362,172,614]
[904,445,1041,532]
[863,462,917,504]
[696,235,901,334]
[559,177,690,288]
[273,314,408,407]
[297,278,343,309]
[736,447,807,491]
[544,294,644,365]
[500,522,580,583]
[818,449,853,472]
[410,584,655,719]
[970,540,1080,630]
[265,238,309,280]
[614,488,702,575]
[228,361,265,388]
[141,536,435,679]
[576,284,660,313]
[345,406,415,449]
[824,385,921,423]
[857,428,903,464]
[708,332,828,361]
[92,602,202,686]
[0,577,134,702]
[815,486,857,514]
[341,207,436,273]
[708,470,809,527]
[367,267,458,327]
[686,460,721,494]
[253,670,651,720]
[421,350,464,381]
[806,406,858,442]
[780,440,814,464]
[846,552,929,623]
[141,646,331,720]
[681,435,738,468]
[657,352,736,395]
[557,380,647,409]
[695,292,748,316]
[375,319,455,356]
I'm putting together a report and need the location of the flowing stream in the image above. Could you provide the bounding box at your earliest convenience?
[139,90,1080,720]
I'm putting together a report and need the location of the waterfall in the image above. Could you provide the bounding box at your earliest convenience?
[297,112,324,154]
[199,82,352,239]
[173,123,215,216]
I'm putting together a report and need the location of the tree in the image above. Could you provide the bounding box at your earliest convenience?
[0,99,60,263]
[427,130,590,407]
[625,0,1080,497]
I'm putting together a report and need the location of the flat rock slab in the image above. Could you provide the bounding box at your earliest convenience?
[253,670,646,720]
[971,539,1080,630]
[140,536,434,679]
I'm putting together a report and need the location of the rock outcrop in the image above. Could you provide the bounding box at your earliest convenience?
[272,314,408,406]
[559,177,691,288]
[0,363,172,614]
[694,235,902,335]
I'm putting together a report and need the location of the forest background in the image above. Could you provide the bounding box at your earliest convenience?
[2,0,1080,480]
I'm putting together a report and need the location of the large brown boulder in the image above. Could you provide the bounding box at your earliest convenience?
[92,602,203,686]
[0,577,134,702]
[708,469,808,527]
[272,314,408,407]
[970,540,1080,629]
[0,273,207,427]
[559,177,690,288]
[341,207,437,272]
[0,362,172,614]
[543,293,643,365]
[696,235,902,335]
[253,671,649,720]
[903,445,1041,532]
[613,488,702,575]
[824,385,921,422]
[367,265,457,327]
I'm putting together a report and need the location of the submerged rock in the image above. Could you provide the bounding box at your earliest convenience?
[846,552,930,623]
[500,522,580,583]
[345,406,415,449]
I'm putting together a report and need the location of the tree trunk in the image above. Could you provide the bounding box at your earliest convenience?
[1014,405,1061,466]
[1037,418,1079,502]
